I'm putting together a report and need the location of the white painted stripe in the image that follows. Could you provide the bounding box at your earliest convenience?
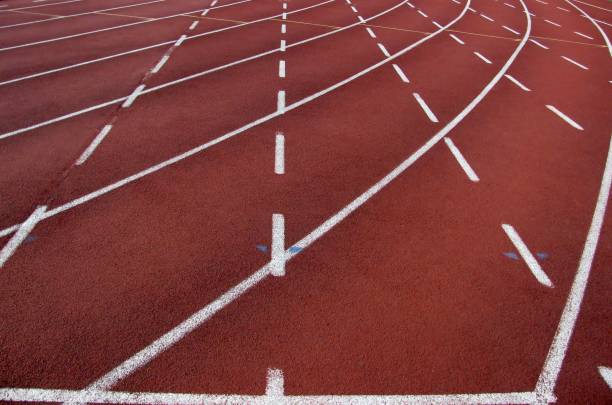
[0,0,82,12]
[282,12,286,19]
[151,54,170,73]
[280,39,286,51]
[350,5,357,12]
[189,20,198,30]
[174,34,186,46]
[366,27,376,38]
[546,105,584,130]
[210,0,217,5]
[0,206,47,268]
[278,60,285,78]
[121,84,145,108]
[504,74,530,91]
[544,19,561,27]
[535,134,612,399]
[561,55,589,69]
[598,366,612,389]
[468,6,476,12]
[75,125,113,165]
[573,31,593,39]
[417,9,428,17]
[275,132,285,174]
[480,13,494,21]
[444,137,479,182]
[281,23,286,33]
[433,20,443,29]
[503,25,520,35]
[201,8,209,15]
[502,224,553,287]
[266,369,284,397]
[504,2,515,7]
[413,93,439,123]
[474,51,492,64]
[282,3,287,9]
[357,15,365,23]
[451,0,460,3]
[557,6,570,11]
[529,38,549,49]
[277,90,286,113]
[450,33,465,44]
[406,1,414,8]
[568,0,612,59]
[377,42,390,57]
[271,214,285,277]
[392,63,409,82]
[535,0,547,3]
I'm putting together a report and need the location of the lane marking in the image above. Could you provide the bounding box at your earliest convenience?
[275,132,285,174]
[504,2,515,8]
[266,369,284,397]
[433,20,443,29]
[392,63,409,82]
[544,19,561,27]
[377,42,391,57]
[281,23,286,33]
[350,5,357,12]
[121,84,145,108]
[277,90,286,113]
[413,92,439,123]
[278,60,285,78]
[0,206,47,268]
[151,54,170,73]
[366,27,376,38]
[599,366,612,389]
[451,0,460,3]
[502,224,553,287]
[189,20,198,30]
[0,0,83,13]
[357,15,365,23]
[573,0,612,12]
[201,8,209,16]
[282,3,287,10]
[450,33,465,44]
[504,74,530,91]
[75,125,113,165]
[280,39,286,51]
[535,0,548,3]
[535,134,612,400]
[573,31,592,40]
[282,12,286,19]
[406,1,414,8]
[444,137,479,182]
[174,34,187,46]
[556,6,570,12]
[561,55,589,69]
[417,9,428,17]
[502,25,520,35]
[567,0,611,58]
[468,7,476,12]
[545,105,584,130]
[271,214,285,277]
[480,13,494,21]
[530,38,549,49]
[474,51,492,64]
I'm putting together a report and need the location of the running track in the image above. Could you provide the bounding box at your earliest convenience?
[0,0,610,403]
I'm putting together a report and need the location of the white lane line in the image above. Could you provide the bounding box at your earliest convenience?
[151,54,170,73]
[503,25,520,35]
[210,0,218,5]
[502,224,553,288]
[350,5,357,12]
[277,90,286,113]
[546,105,584,130]
[0,206,47,268]
[450,33,465,44]
[174,34,187,46]
[504,2,515,8]
[282,3,287,9]
[121,84,145,108]
[0,0,82,12]
[189,20,198,30]
[75,125,113,165]
[480,13,494,21]
[444,137,479,182]
[561,55,589,69]
[377,42,391,57]
[281,23,286,33]
[366,27,376,38]
[357,15,365,23]
[530,38,549,49]
[573,31,593,39]
[271,214,285,277]
[266,369,284,397]
[535,0,548,3]
[392,63,410,82]
[417,9,428,17]
[568,0,612,59]
[504,74,530,91]
[433,20,443,29]
[280,39,286,51]
[200,8,209,15]
[599,366,612,389]
[474,51,492,64]
[282,11,287,19]
[544,19,561,27]
[275,132,285,174]
[556,6,570,12]
[413,93,439,123]
[468,6,476,12]
[535,134,612,400]
[451,0,460,3]
[278,60,285,78]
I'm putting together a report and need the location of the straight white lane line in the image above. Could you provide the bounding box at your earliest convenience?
[366,27,376,38]
[450,33,465,44]
[544,19,561,27]
[277,90,286,113]
[417,9,428,17]
[266,369,284,397]
[530,38,549,49]
[271,214,285,277]
[189,20,198,30]
[503,25,520,35]
[392,63,409,82]
[573,31,593,39]
[546,105,584,130]
[504,74,530,91]
[480,13,494,21]
[561,55,589,69]
[474,51,492,64]
[76,125,113,165]
[444,137,479,182]
[377,42,390,57]
[278,60,285,78]
[151,54,170,73]
[535,134,612,401]
[174,34,187,46]
[598,366,612,389]
[0,206,47,268]
[121,84,145,108]
[413,92,439,123]
[275,132,285,174]
[502,224,553,288]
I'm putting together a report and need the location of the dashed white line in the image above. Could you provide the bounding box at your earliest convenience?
[357,15,365,23]
[406,1,415,8]
[281,12,286,19]
[281,23,286,33]
[174,34,187,46]
[417,9,428,17]
[544,19,561,27]
[474,51,492,64]
[365,27,376,38]
[350,5,357,12]
[377,42,391,57]
[450,33,465,44]
[266,369,284,397]
[556,6,570,12]
[444,137,480,182]
[413,92,439,123]
[280,39,286,51]
[277,90,286,112]
[599,366,612,389]
[451,0,460,3]
[151,54,170,73]
[561,55,589,70]
[271,214,285,277]
[433,20,443,29]
[504,74,530,91]
[504,2,515,8]
[468,6,476,12]
[546,105,584,130]
[535,0,547,4]
[573,31,593,39]
[503,25,520,35]
[480,13,494,21]
[189,20,198,30]
[210,0,217,5]
[282,3,287,10]
[278,60,285,78]
[392,63,410,83]
[121,84,145,108]
[529,38,549,49]
[76,124,113,165]
[0,206,47,268]
[502,224,553,288]
[201,8,209,15]
[275,132,285,175]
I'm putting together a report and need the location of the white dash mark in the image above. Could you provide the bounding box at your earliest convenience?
[282,3,287,9]
[474,51,492,64]
[556,6,569,12]
[417,9,428,17]
[468,6,476,12]
[189,20,198,30]
[406,1,414,8]
[277,90,285,113]
[413,92,439,123]
[0,206,47,268]
[530,38,548,49]
[377,43,390,57]
[504,74,530,91]
[275,132,285,175]
[535,0,547,4]
[76,125,113,165]
[151,54,170,73]
[561,55,589,70]
[174,34,186,46]
[433,20,443,29]
[282,12,286,19]
[201,8,209,16]
[278,60,285,78]
[502,224,553,288]
[280,39,286,51]
[271,214,285,277]
[210,0,217,6]
[451,0,460,3]
[358,15,365,23]
[503,25,520,35]
[350,5,357,12]
[281,23,286,34]
[504,2,515,8]
[392,64,409,83]
[122,84,145,108]
[546,105,584,130]
[574,31,593,40]
[480,13,494,21]
[544,19,561,27]
[599,367,612,389]
[266,369,284,397]
[450,33,464,44]
[444,137,479,182]
[366,27,376,38]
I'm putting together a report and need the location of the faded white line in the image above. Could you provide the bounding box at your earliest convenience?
[121,84,145,108]
[350,5,357,12]
[504,74,530,91]
[504,2,515,7]
[271,214,285,277]
[546,105,584,130]
[75,125,113,165]
[275,132,285,174]
[530,38,549,49]
[189,20,198,30]
[544,19,561,27]
[503,25,520,35]
[502,224,553,287]
[0,206,47,268]
[557,6,570,11]
[277,90,286,113]
[474,51,492,64]
[377,42,391,57]
[450,33,464,44]
[151,54,170,73]
[392,63,409,82]
[535,0,548,3]
[480,13,494,21]
[444,137,479,182]
[573,31,593,39]
[413,93,439,123]
[561,55,589,69]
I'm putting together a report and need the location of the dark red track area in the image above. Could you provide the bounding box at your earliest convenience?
[0,0,610,404]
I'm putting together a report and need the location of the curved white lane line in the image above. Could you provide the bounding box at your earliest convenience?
[566,0,612,58]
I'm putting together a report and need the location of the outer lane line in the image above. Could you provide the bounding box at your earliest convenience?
[501,224,553,287]
[444,137,479,182]
[566,0,612,58]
